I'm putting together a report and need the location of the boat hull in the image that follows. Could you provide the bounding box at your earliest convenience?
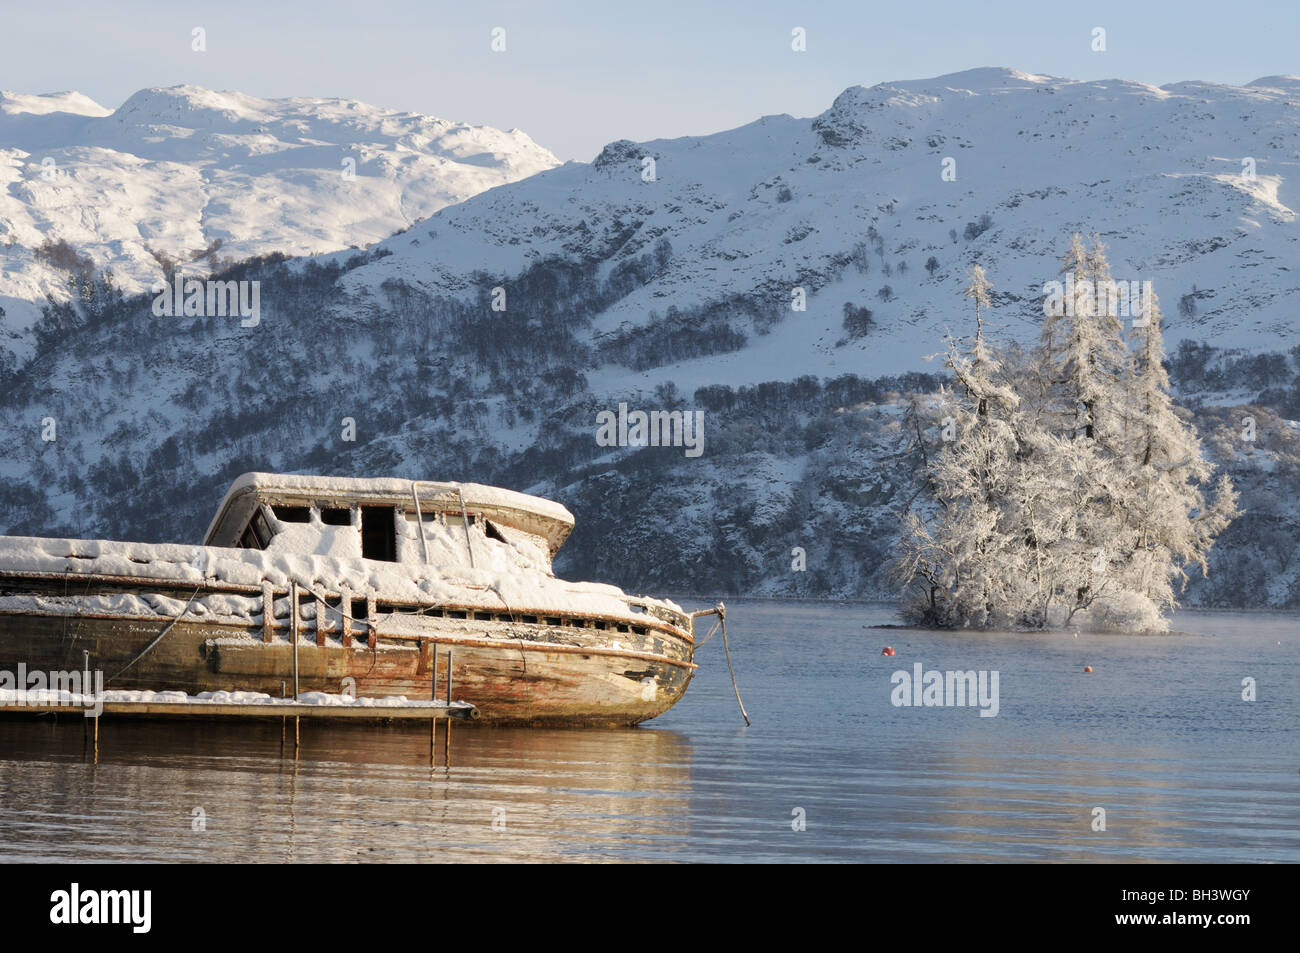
[0,609,695,728]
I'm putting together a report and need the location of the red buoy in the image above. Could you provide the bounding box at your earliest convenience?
[882,646,895,656]
[1083,666,1093,673]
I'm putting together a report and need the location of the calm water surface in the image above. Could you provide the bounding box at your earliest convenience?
[0,601,1296,862]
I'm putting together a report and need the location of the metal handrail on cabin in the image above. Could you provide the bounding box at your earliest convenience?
[410,480,476,568]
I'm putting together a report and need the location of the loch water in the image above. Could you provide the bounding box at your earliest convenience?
[0,600,1295,862]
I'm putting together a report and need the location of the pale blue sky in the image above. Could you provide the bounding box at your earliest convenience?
[3,0,1296,160]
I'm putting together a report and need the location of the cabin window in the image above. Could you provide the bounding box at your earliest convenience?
[473,611,492,621]
[273,505,311,523]
[484,521,508,544]
[444,512,477,527]
[320,507,352,526]
[254,510,275,546]
[239,510,275,550]
[360,506,397,562]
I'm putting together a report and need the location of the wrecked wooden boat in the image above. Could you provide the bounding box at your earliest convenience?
[0,474,707,726]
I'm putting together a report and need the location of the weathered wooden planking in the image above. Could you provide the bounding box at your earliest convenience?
[0,606,696,727]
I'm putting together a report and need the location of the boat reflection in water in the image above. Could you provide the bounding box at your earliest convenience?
[0,719,695,863]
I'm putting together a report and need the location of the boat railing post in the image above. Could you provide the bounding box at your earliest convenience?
[291,581,300,701]
[430,645,438,764]
[365,592,377,650]
[315,592,328,648]
[340,584,353,647]
[262,583,274,643]
[444,649,454,764]
[445,649,453,705]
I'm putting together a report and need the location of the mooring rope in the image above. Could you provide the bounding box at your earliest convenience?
[691,602,749,726]
[105,580,206,685]
[715,604,750,726]
[696,619,722,648]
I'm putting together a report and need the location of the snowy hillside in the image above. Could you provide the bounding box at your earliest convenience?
[325,67,1300,396]
[2,68,1300,610]
[0,84,559,359]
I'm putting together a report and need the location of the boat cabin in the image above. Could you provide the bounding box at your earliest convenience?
[202,473,574,572]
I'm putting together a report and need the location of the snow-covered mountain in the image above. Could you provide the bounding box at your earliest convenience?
[0,84,559,359]
[3,68,1300,609]
[321,66,1300,398]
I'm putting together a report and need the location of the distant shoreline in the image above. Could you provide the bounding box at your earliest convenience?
[664,593,1298,616]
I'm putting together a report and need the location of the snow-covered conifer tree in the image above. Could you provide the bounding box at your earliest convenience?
[897,241,1238,632]
[1106,288,1240,625]
[895,267,1023,626]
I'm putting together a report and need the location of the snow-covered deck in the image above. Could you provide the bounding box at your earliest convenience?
[0,520,690,633]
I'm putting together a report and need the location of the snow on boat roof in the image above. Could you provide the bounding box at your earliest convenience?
[204,473,574,552]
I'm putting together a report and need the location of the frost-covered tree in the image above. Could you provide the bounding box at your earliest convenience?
[895,242,1238,631]
[1041,234,1130,446]
[1106,289,1240,626]
[895,267,1025,626]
